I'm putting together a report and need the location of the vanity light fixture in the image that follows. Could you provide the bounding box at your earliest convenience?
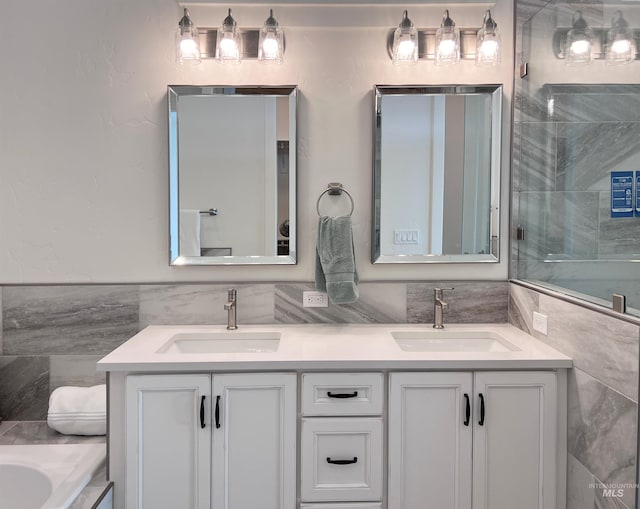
[216,8,241,63]
[259,10,284,64]
[564,11,594,65]
[175,8,201,64]
[475,10,501,66]
[606,11,637,65]
[392,10,419,65]
[435,10,460,65]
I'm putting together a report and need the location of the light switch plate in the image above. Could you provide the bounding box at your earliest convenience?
[532,311,548,335]
[303,291,329,308]
[394,229,419,245]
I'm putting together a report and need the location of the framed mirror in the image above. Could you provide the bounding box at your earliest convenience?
[372,85,502,264]
[168,85,297,265]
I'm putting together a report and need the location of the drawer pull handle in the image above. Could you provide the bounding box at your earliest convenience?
[479,393,485,426]
[327,391,358,399]
[326,457,358,465]
[215,395,221,429]
[463,393,470,426]
[200,396,206,429]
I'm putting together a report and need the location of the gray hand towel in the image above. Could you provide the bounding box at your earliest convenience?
[315,215,359,304]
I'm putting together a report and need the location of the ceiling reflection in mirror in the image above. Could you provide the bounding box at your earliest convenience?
[169,85,297,265]
[373,85,502,263]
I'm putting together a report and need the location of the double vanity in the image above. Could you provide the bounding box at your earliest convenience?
[99,323,571,509]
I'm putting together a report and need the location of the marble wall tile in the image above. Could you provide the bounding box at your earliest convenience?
[0,356,49,421]
[274,283,407,324]
[556,122,640,192]
[49,355,105,392]
[518,191,599,260]
[568,368,637,509]
[516,122,557,191]
[407,282,508,324]
[568,453,596,509]
[598,192,640,259]
[0,421,17,436]
[550,85,640,123]
[0,289,3,355]
[537,294,639,400]
[3,286,139,356]
[139,284,275,327]
[0,421,105,445]
[508,283,539,334]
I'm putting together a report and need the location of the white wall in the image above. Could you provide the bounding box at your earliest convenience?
[0,0,513,283]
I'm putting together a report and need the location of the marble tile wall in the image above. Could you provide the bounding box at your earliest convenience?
[510,282,639,509]
[0,281,508,421]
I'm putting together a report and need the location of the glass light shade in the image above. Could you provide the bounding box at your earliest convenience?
[216,9,241,63]
[476,10,501,66]
[605,11,636,65]
[175,8,201,64]
[258,10,284,64]
[435,10,460,65]
[564,11,593,65]
[392,10,418,65]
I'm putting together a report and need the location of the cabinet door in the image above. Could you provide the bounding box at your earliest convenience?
[389,372,473,509]
[212,373,296,509]
[472,371,557,509]
[125,374,211,509]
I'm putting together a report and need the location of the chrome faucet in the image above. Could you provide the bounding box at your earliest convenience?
[224,288,238,330]
[433,287,454,329]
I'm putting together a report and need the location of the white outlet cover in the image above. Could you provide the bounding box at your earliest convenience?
[532,311,548,335]
[303,291,329,308]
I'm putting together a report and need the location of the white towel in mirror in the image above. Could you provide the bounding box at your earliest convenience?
[180,209,201,256]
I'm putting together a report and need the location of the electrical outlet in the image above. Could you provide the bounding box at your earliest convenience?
[532,311,548,335]
[303,291,329,308]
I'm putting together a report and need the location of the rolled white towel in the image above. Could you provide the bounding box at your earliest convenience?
[47,384,107,436]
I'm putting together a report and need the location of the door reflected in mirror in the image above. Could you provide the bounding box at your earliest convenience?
[168,85,297,265]
[373,85,502,263]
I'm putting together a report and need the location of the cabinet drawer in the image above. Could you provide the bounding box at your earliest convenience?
[301,373,384,416]
[301,504,382,509]
[301,418,383,502]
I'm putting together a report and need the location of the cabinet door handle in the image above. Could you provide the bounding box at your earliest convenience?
[199,396,206,429]
[326,457,358,465]
[327,391,358,399]
[463,393,470,426]
[479,393,485,426]
[215,395,221,429]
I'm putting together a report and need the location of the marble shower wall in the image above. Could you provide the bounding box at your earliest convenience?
[0,280,508,421]
[510,282,639,509]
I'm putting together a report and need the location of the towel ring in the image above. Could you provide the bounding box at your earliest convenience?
[316,183,354,217]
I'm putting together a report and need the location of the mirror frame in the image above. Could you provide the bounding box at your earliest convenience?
[372,84,502,264]
[168,85,297,266]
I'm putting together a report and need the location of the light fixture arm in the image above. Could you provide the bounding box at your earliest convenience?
[483,10,497,32]
[223,8,237,30]
[399,10,413,29]
[178,8,194,35]
[441,10,455,28]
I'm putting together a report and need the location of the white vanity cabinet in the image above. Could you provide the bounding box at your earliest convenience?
[300,373,384,507]
[124,373,296,509]
[389,371,558,509]
[125,374,211,509]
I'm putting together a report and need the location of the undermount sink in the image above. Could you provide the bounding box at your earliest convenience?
[392,330,520,353]
[157,332,281,354]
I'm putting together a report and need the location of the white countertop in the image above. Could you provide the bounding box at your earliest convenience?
[97,323,572,372]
